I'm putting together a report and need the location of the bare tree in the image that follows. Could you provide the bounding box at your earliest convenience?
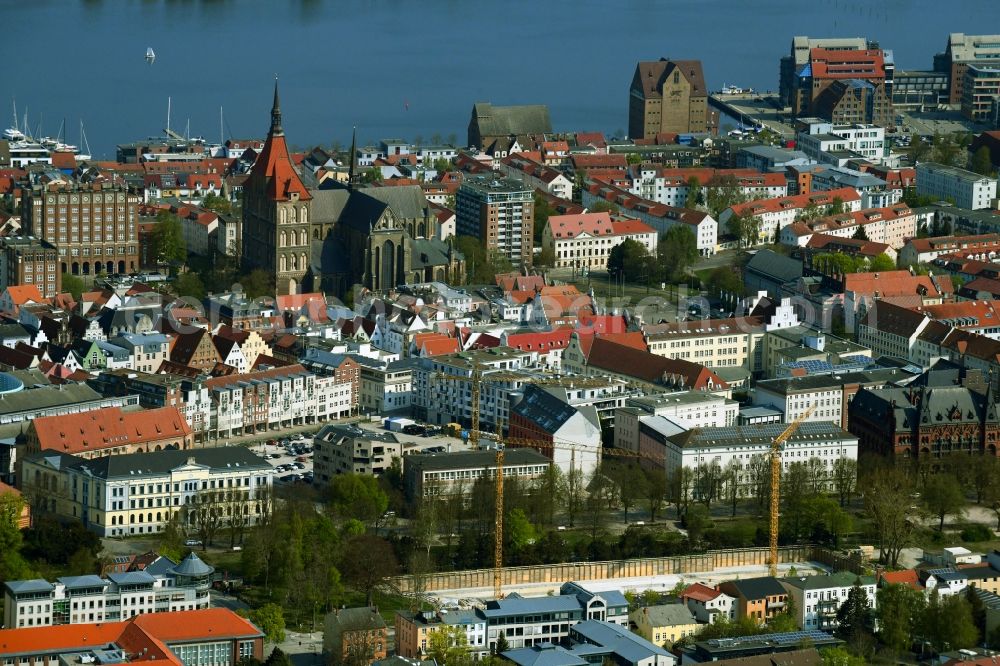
[863,466,914,567]
[668,466,692,519]
[723,459,741,517]
[564,467,586,527]
[832,458,857,507]
[188,489,225,549]
[747,454,771,515]
[693,462,723,508]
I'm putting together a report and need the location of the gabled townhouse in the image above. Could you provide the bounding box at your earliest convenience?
[71,313,106,342]
[629,604,700,646]
[583,180,717,256]
[720,187,862,247]
[169,329,221,371]
[108,332,170,374]
[779,572,877,631]
[718,577,790,624]
[626,167,787,207]
[0,285,45,315]
[213,324,272,368]
[498,153,574,201]
[97,306,156,338]
[779,204,917,249]
[212,335,248,373]
[680,583,737,624]
[0,323,31,349]
[900,233,1000,267]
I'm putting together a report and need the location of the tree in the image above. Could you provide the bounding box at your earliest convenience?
[340,535,398,606]
[970,145,995,176]
[921,473,965,531]
[607,238,650,282]
[328,474,389,528]
[863,465,914,567]
[189,489,225,549]
[158,512,186,562]
[432,157,452,173]
[829,196,846,216]
[693,462,723,508]
[626,153,642,165]
[563,467,586,528]
[876,583,925,656]
[832,458,857,508]
[506,508,537,557]
[836,580,873,648]
[657,226,699,283]
[240,269,275,299]
[264,649,292,666]
[983,471,1000,530]
[61,272,85,300]
[705,266,744,298]
[706,175,748,218]
[723,460,741,517]
[151,210,187,271]
[252,604,286,643]
[362,167,383,184]
[533,192,555,243]
[921,590,979,652]
[201,193,233,215]
[819,647,867,666]
[851,225,869,240]
[609,462,645,523]
[684,176,704,208]
[492,634,511,656]
[726,213,761,249]
[427,625,472,666]
[641,467,666,521]
[174,271,206,300]
[683,504,713,545]
[535,246,556,268]
[0,491,32,583]
[868,253,896,273]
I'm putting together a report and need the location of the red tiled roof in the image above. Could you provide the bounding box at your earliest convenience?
[582,335,727,390]
[880,569,922,589]
[31,406,192,454]
[681,582,723,602]
[3,284,45,307]
[729,187,861,218]
[506,329,573,352]
[810,47,886,79]
[844,270,954,297]
[246,117,311,201]
[205,363,307,390]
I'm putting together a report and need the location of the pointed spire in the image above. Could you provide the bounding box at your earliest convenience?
[349,126,359,187]
[270,77,283,136]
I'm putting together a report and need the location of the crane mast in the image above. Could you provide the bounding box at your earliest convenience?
[769,404,816,577]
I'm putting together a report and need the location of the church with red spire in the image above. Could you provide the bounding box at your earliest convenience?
[241,83,464,297]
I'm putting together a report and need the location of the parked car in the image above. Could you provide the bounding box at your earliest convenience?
[185,538,202,546]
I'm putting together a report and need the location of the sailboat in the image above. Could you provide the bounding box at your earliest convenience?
[145,47,156,64]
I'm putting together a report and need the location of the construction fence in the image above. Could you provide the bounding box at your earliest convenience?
[391,546,815,594]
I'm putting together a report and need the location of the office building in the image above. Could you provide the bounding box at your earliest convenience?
[628,59,708,139]
[790,47,895,127]
[313,423,403,481]
[3,552,213,627]
[936,33,1000,105]
[22,181,140,277]
[962,65,1000,121]
[542,212,657,271]
[403,449,550,500]
[456,175,534,267]
[916,162,997,210]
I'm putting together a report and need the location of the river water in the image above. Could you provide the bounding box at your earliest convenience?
[2,0,996,157]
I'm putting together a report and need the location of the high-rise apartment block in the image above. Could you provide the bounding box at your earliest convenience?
[456,175,534,267]
[962,65,1000,121]
[22,182,140,277]
[628,58,708,139]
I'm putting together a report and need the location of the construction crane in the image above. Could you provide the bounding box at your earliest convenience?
[768,404,816,577]
[433,364,654,599]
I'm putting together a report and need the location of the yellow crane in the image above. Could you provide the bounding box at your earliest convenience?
[768,404,816,577]
[433,364,654,599]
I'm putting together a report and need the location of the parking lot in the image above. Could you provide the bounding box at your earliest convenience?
[250,433,315,486]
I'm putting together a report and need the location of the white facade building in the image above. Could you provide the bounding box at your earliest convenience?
[543,212,657,270]
[916,162,997,210]
[797,121,886,163]
[627,168,787,207]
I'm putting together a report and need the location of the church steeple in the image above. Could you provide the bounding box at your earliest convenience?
[270,78,283,137]
[348,126,359,187]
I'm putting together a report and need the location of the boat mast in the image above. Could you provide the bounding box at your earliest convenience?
[220,106,224,145]
[167,96,171,135]
[80,120,92,157]
[11,98,17,133]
